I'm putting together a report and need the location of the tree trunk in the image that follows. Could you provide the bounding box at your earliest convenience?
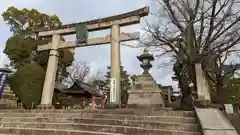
[173,63,194,110]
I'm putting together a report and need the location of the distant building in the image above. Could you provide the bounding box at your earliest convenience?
[223,64,240,78]
[222,64,240,114]
[54,81,103,109]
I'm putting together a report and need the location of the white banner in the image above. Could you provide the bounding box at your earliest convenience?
[110,78,117,103]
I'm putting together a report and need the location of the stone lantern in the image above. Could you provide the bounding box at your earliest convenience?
[137,48,154,74]
[127,48,165,108]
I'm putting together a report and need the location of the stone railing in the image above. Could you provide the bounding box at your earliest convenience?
[195,107,239,135]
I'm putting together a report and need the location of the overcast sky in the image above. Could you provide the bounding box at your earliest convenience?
[0,0,177,89]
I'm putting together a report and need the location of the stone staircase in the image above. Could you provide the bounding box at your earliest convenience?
[0,108,202,135]
[0,85,18,109]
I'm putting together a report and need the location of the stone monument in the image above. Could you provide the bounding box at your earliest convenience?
[194,63,211,106]
[127,48,165,108]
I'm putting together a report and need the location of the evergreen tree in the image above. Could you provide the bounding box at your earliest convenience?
[2,6,73,71]
[214,76,240,103]
[104,66,131,106]
[9,63,45,108]
[2,6,74,107]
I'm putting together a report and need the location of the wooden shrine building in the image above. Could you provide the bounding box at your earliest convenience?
[53,81,104,109]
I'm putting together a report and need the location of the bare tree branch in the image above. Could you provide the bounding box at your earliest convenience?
[144,0,240,99]
[68,61,90,83]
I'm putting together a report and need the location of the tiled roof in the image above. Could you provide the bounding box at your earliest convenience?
[223,64,240,73]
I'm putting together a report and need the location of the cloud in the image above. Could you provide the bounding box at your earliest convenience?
[0,0,176,89]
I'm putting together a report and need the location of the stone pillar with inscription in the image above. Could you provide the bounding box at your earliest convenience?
[194,63,211,106]
[110,24,121,107]
[127,48,165,108]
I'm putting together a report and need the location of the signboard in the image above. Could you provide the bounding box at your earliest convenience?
[225,104,234,114]
[110,78,117,103]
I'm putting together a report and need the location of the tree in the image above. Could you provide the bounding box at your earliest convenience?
[104,66,131,106]
[210,76,240,104]
[68,61,104,84]
[2,6,73,70]
[211,65,240,103]
[9,63,45,109]
[172,60,195,109]
[2,6,74,106]
[68,61,91,83]
[2,6,61,35]
[130,74,138,85]
[225,77,240,96]
[145,0,240,106]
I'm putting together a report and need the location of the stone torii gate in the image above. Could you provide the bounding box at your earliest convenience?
[34,7,149,108]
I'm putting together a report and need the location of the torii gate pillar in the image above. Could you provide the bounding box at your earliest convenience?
[110,24,121,106]
[40,34,60,107]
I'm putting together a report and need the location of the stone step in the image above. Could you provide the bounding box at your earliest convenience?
[2,92,14,95]
[0,123,201,135]
[0,108,174,111]
[0,134,16,135]
[0,127,122,135]
[0,109,194,117]
[1,94,15,100]
[0,113,197,124]
[0,117,198,132]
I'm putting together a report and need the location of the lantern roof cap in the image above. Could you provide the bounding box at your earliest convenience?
[137,48,154,61]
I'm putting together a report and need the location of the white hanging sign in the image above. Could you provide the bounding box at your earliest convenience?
[110,78,117,103]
